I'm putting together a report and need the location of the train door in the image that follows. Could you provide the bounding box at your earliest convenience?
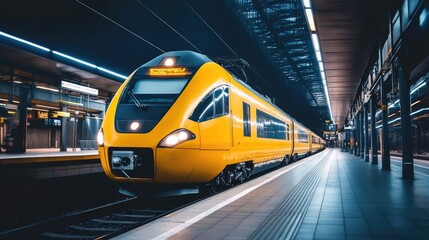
[189,85,231,150]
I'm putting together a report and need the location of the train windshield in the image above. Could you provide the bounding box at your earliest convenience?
[126,78,189,103]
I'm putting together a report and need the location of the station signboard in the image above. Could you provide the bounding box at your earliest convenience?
[56,111,70,117]
[61,81,98,96]
[37,111,48,119]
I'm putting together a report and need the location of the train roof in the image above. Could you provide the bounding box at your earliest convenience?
[135,51,212,75]
[229,68,323,139]
[134,50,322,139]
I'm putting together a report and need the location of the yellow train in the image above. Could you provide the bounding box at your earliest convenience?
[97,51,324,192]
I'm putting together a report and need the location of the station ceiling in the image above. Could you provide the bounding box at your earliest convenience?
[0,0,389,132]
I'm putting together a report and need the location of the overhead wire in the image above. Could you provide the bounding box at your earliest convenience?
[136,0,203,53]
[182,0,240,58]
[182,0,280,97]
[75,0,165,53]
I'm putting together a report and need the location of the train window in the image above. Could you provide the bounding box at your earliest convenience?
[312,136,318,144]
[189,85,229,122]
[191,93,214,122]
[133,78,188,94]
[223,87,229,113]
[123,78,190,104]
[214,88,224,117]
[298,129,308,143]
[243,102,251,137]
[256,109,286,140]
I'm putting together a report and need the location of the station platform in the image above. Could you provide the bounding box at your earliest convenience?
[0,148,101,181]
[115,148,429,240]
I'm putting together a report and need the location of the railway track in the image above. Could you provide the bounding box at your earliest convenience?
[0,155,309,240]
[0,194,204,240]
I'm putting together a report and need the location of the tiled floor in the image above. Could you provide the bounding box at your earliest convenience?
[115,149,429,239]
[298,150,429,240]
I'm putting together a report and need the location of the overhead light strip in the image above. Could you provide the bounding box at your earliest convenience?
[53,50,97,68]
[97,67,127,80]
[376,108,429,129]
[302,1,334,124]
[0,30,50,52]
[0,30,128,80]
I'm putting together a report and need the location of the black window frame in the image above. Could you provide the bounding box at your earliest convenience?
[189,85,229,122]
[243,102,251,137]
[298,129,308,143]
[256,109,286,140]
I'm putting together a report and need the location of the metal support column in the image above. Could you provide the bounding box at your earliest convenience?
[370,95,378,165]
[380,76,390,170]
[355,113,360,156]
[60,105,68,152]
[360,110,364,158]
[364,104,369,162]
[398,57,414,179]
[15,87,29,153]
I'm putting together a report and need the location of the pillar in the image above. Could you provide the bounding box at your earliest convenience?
[360,110,364,158]
[60,105,68,152]
[364,104,369,162]
[14,87,29,153]
[370,95,378,165]
[380,76,390,170]
[398,57,414,179]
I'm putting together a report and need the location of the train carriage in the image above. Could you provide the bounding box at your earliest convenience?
[97,51,324,191]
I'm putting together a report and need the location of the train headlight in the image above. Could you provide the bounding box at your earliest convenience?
[97,128,104,146]
[158,129,195,148]
[130,121,140,131]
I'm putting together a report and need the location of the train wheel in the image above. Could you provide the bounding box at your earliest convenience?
[293,154,298,162]
[201,174,221,195]
[281,155,290,166]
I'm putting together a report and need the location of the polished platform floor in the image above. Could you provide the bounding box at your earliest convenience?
[0,148,101,180]
[115,148,429,240]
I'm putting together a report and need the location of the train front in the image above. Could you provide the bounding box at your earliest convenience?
[97,51,229,186]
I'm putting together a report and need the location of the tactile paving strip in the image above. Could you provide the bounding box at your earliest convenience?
[249,157,330,239]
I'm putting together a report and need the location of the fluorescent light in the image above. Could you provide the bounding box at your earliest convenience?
[0,98,8,101]
[28,107,49,112]
[53,51,97,68]
[97,67,127,80]
[13,80,22,84]
[319,62,324,71]
[316,51,322,61]
[411,100,421,107]
[303,0,311,8]
[36,85,59,92]
[36,104,59,110]
[0,31,50,52]
[376,110,381,116]
[12,100,20,104]
[410,82,426,95]
[376,108,429,129]
[411,108,429,116]
[311,33,320,51]
[305,9,316,31]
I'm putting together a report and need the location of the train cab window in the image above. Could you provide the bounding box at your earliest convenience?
[190,85,229,122]
[243,102,251,137]
[123,77,190,104]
